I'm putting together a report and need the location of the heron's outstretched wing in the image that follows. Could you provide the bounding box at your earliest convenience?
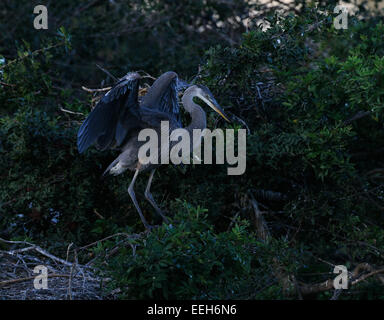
[140,71,189,126]
[77,72,141,153]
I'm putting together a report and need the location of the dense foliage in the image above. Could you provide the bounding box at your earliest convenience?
[1,1,383,299]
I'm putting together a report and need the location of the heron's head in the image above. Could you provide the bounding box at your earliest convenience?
[190,84,230,122]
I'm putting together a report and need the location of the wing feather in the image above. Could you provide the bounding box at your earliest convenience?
[77,72,141,153]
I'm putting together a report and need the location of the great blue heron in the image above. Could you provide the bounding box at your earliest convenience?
[77,71,229,230]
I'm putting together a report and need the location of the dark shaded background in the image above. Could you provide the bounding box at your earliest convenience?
[1,0,384,300]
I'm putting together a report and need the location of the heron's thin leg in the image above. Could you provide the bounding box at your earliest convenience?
[128,169,152,230]
[144,169,169,223]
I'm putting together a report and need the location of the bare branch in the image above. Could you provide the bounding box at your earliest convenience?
[299,263,384,295]
[81,86,111,93]
[0,237,74,267]
[60,107,84,116]
[96,64,117,81]
[0,274,72,287]
[344,111,371,125]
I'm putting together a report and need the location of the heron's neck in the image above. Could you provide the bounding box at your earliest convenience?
[182,91,207,135]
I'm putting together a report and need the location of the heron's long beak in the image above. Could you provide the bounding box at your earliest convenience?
[202,95,231,122]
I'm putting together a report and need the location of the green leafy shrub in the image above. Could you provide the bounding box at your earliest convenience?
[198,7,384,298]
[98,201,302,299]
[0,36,150,244]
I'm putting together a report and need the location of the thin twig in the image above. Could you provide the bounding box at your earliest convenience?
[60,107,84,116]
[344,111,371,125]
[136,70,156,80]
[248,191,270,241]
[68,249,78,300]
[0,42,65,71]
[299,263,384,295]
[0,81,15,87]
[0,238,74,267]
[96,64,117,81]
[93,209,105,220]
[0,274,72,287]
[81,86,111,92]
[77,232,142,252]
[230,113,251,135]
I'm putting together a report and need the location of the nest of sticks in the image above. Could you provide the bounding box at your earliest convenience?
[0,238,103,300]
